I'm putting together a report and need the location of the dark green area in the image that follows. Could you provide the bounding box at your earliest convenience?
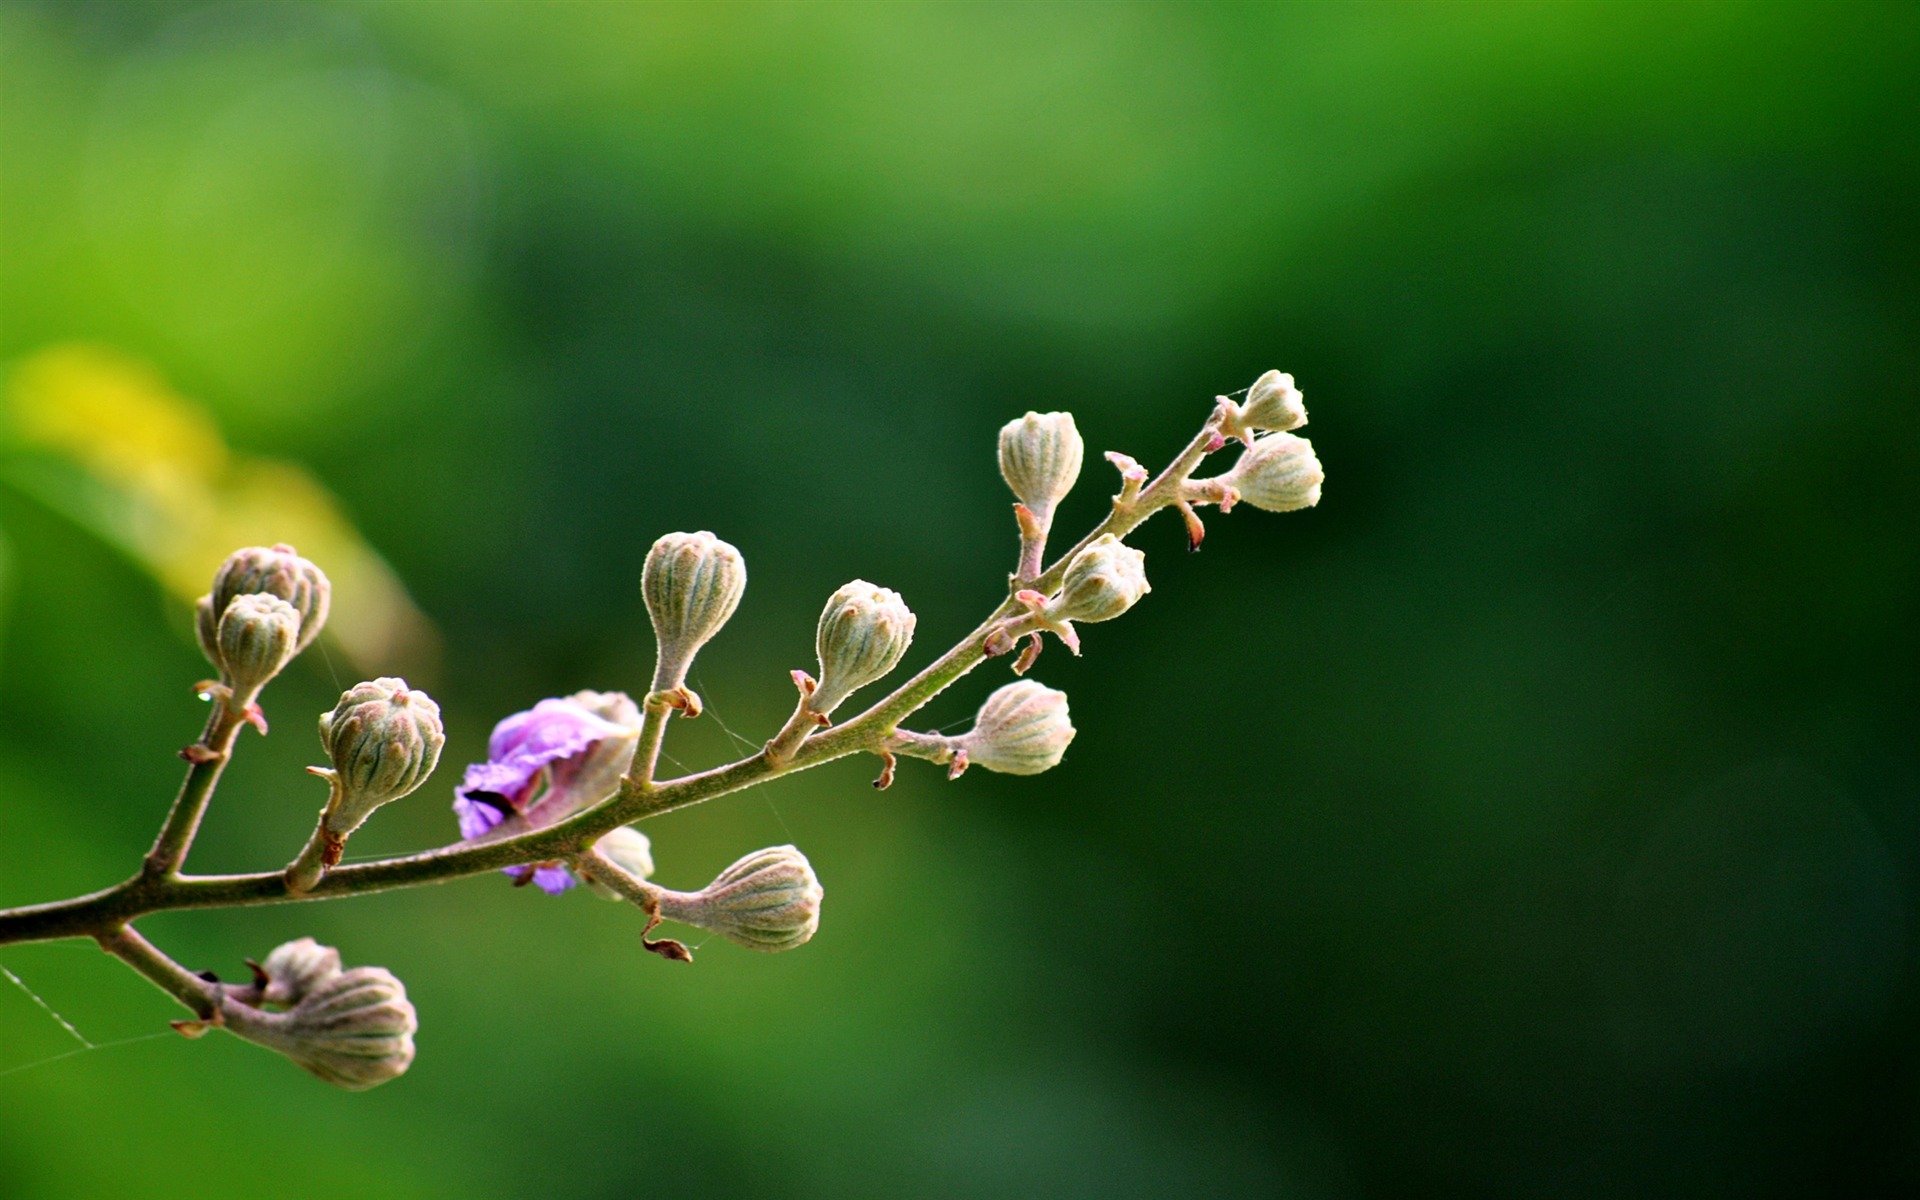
[2,3,1917,1196]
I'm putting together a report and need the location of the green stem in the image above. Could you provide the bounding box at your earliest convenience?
[143,697,248,879]
[283,812,339,895]
[97,924,217,1018]
[628,697,673,790]
[763,695,822,765]
[572,845,666,909]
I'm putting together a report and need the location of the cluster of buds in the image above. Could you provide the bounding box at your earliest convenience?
[190,543,330,734]
[15,367,1326,1095]
[213,938,417,1090]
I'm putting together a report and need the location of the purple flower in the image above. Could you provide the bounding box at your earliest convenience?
[453,691,643,895]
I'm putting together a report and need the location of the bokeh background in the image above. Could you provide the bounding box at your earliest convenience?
[3,2,1917,1196]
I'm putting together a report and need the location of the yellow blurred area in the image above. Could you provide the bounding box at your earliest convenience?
[1,344,437,676]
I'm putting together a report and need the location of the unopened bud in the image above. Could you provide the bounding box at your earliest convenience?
[215,593,301,696]
[1048,534,1150,625]
[1221,432,1323,512]
[224,961,417,1090]
[585,826,656,901]
[661,845,823,953]
[643,532,746,693]
[200,544,331,666]
[810,581,916,716]
[959,680,1075,776]
[317,678,445,834]
[1222,370,1306,445]
[257,936,342,1007]
[998,411,1084,525]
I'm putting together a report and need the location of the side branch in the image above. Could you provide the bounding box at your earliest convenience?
[144,699,248,879]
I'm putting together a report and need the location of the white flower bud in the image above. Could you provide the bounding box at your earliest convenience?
[317,678,445,833]
[199,544,331,664]
[810,580,916,716]
[1222,432,1323,512]
[959,681,1075,776]
[998,411,1084,525]
[257,936,342,1007]
[215,593,302,696]
[585,826,656,901]
[661,845,823,953]
[1048,534,1150,625]
[224,963,417,1091]
[1221,370,1306,445]
[643,532,746,693]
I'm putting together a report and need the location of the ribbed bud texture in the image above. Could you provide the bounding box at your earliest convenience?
[201,544,331,660]
[961,681,1076,775]
[998,411,1084,523]
[1050,535,1151,624]
[643,532,746,691]
[215,593,301,695]
[258,936,342,1007]
[1223,432,1323,512]
[318,678,445,832]
[810,580,916,715]
[666,846,824,953]
[225,962,417,1091]
[1224,370,1307,442]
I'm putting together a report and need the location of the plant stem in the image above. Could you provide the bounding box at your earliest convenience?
[143,698,247,879]
[628,697,673,790]
[97,924,217,1017]
[283,811,338,894]
[763,696,822,765]
[571,845,674,912]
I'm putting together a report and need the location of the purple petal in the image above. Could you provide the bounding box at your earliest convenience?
[454,795,505,840]
[531,865,576,895]
[452,696,637,895]
[454,698,630,811]
[458,761,535,803]
[486,699,629,774]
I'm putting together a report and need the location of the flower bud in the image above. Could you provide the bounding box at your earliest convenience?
[661,845,823,953]
[1222,432,1323,512]
[1048,535,1150,625]
[200,544,331,664]
[317,678,445,834]
[585,826,656,901]
[810,580,916,716]
[224,963,417,1091]
[959,680,1075,775]
[643,532,746,692]
[215,593,302,696]
[257,936,342,1007]
[1221,370,1306,445]
[998,411,1084,525]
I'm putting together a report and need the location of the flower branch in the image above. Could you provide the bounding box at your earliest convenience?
[0,369,1324,1091]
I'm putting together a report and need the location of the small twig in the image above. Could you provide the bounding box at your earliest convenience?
[142,695,249,880]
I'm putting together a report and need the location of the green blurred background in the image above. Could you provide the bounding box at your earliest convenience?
[2,2,1917,1196]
